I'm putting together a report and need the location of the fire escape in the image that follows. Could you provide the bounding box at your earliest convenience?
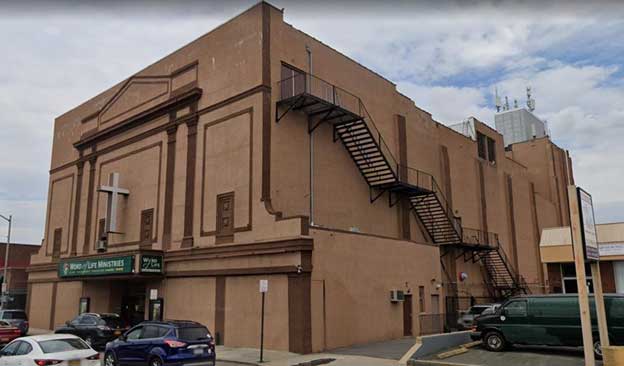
[276,72,528,300]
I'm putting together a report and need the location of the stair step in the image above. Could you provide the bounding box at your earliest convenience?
[360,161,391,169]
[352,152,383,160]
[351,150,383,158]
[339,129,371,138]
[354,158,385,166]
[343,140,377,149]
[336,124,367,133]
[364,172,394,179]
[361,168,393,176]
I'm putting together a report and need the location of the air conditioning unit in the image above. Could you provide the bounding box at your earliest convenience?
[390,289,405,303]
[96,239,107,252]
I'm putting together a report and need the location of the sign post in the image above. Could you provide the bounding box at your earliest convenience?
[568,185,595,365]
[569,186,609,364]
[577,188,610,355]
[259,279,268,363]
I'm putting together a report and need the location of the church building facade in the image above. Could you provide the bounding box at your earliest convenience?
[28,2,573,353]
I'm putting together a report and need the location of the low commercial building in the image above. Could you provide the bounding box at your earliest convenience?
[541,222,624,294]
[28,2,573,352]
[0,242,40,309]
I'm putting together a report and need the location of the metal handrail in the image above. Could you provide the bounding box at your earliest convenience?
[462,228,499,248]
[401,165,461,236]
[484,241,523,289]
[278,73,400,178]
[278,72,461,235]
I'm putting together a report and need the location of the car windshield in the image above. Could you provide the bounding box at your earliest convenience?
[469,306,488,315]
[2,311,26,320]
[177,326,210,340]
[100,315,123,328]
[38,338,90,353]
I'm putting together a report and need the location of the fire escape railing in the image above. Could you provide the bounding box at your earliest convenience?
[277,71,529,298]
[400,165,462,237]
[278,72,399,180]
[277,72,507,249]
[462,228,499,249]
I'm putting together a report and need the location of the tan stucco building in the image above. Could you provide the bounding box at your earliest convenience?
[541,222,624,294]
[28,2,574,353]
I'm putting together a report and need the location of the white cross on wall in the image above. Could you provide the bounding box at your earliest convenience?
[98,172,130,234]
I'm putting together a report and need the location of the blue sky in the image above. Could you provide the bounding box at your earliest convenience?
[0,0,623,244]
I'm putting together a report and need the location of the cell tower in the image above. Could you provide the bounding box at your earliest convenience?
[494,87,502,112]
[526,86,536,112]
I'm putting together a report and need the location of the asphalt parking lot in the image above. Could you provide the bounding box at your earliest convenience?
[426,345,603,366]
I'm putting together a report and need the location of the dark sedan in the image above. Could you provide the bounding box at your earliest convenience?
[0,309,28,336]
[55,312,127,350]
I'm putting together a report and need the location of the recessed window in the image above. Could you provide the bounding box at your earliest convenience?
[487,137,496,163]
[477,132,487,160]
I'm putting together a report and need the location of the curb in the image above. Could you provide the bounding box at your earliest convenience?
[217,358,260,366]
[407,359,481,366]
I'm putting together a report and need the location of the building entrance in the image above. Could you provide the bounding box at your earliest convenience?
[114,281,146,326]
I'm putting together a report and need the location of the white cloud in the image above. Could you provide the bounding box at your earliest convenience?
[396,83,492,124]
[397,63,624,218]
[1,1,623,243]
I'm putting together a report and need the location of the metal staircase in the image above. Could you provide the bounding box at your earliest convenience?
[461,229,529,299]
[276,71,528,299]
[277,72,462,246]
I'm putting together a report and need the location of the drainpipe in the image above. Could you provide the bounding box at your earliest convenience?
[307,45,314,226]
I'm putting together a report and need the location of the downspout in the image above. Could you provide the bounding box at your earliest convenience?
[307,45,314,226]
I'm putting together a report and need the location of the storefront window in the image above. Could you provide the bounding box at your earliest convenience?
[561,263,593,294]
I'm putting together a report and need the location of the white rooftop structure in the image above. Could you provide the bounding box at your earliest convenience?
[494,87,547,146]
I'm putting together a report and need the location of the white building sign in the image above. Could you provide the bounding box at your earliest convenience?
[259,279,268,293]
[599,243,624,257]
[578,188,599,261]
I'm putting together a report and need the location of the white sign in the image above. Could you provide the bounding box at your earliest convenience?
[150,289,158,300]
[599,243,624,257]
[1,283,6,294]
[259,279,268,293]
[578,188,599,261]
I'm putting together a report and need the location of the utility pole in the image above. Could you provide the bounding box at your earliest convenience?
[0,214,12,309]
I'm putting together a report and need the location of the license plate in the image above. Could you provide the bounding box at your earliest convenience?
[114,330,121,336]
[193,348,204,355]
[68,360,80,366]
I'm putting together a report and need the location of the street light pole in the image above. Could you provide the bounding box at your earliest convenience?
[0,214,12,309]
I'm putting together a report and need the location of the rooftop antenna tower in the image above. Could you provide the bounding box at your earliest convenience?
[514,99,518,108]
[494,86,502,112]
[526,86,536,112]
[504,96,510,111]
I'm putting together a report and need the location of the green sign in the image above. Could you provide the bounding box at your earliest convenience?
[140,254,163,274]
[59,255,134,278]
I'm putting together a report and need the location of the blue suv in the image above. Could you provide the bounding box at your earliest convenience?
[104,320,216,366]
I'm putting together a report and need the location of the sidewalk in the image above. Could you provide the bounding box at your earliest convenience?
[216,346,399,366]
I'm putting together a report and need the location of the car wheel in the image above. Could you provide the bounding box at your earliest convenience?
[483,331,506,352]
[594,339,603,360]
[104,352,118,366]
[149,356,163,366]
